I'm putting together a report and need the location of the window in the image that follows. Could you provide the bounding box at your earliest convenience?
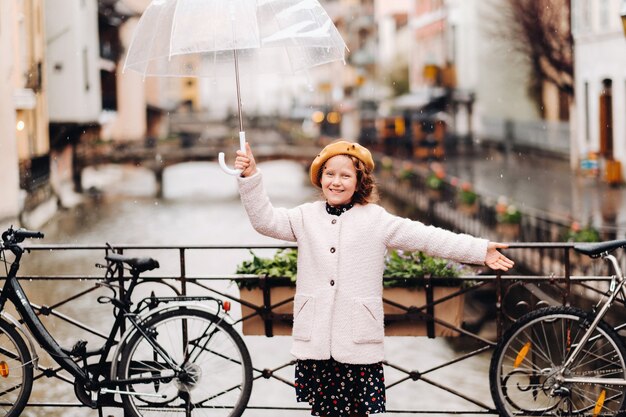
[83,48,90,92]
[599,0,610,29]
[584,81,590,144]
[581,0,591,31]
[571,0,579,33]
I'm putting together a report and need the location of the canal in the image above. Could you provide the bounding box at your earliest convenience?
[13,160,494,416]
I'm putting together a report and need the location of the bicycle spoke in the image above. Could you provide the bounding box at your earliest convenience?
[491,308,626,417]
[186,322,220,364]
[119,309,252,417]
[0,319,33,417]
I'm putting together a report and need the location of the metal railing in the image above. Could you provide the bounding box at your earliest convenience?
[479,117,570,157]
[377,163,626,276]
[1,242,624,415]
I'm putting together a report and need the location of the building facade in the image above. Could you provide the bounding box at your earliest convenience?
[0,1,22,222]
[572,0,626,181]
[0,0,54,227]
[45,0,102,198]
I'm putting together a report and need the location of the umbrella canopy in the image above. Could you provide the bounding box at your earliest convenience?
[123,0,347,78]
[124,0,347,175]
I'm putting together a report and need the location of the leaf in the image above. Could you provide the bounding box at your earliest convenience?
[235,248,470,290]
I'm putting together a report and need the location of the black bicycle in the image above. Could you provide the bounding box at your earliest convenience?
[0,226,252,417]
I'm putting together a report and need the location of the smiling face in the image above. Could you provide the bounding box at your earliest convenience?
[320,155,357,207]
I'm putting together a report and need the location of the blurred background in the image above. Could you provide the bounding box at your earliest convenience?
[1,0,626,416]
[1,0,625,234]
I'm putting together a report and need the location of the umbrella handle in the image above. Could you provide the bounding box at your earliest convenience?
[218,131,247,176]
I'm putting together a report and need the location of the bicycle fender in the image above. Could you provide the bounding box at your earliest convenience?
[1,311,39,368]
[109,302,233,381]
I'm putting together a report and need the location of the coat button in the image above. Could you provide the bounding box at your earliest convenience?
[330,280,335,286]
[330,247,336,253]
[331,219,337,224]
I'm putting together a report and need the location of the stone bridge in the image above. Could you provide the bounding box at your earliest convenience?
[74,128,319,197]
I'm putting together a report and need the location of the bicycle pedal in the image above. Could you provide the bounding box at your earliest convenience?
[70,340,88,357]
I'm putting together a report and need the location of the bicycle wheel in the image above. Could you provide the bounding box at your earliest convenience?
[490,306,626,416]
[118,308,253,417]
[0,318,33,417]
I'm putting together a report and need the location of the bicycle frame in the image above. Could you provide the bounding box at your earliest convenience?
[0,240,89,382]
[558,253,626,387]
[0,243,182,392]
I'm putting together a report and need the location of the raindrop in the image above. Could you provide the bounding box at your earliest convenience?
[500,174,503,178]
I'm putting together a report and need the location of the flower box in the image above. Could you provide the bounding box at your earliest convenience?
[458,202,478,216]
[239,279,295,336]
[238,283,464,337]
[236,250,467,337]
[496,223,521,240]
[383,285,464,337]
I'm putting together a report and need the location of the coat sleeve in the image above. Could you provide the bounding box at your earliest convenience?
[380,208,488,265]
[237,170,298,242]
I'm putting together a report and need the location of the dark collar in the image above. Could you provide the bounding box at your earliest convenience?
[325,202,354,216]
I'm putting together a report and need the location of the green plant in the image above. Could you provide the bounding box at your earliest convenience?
[398,162,416,181]
[565,224,600,243]
[383,250,467,288]
[235,249,470,290]
[380,156,393,171]
[497,207,521,224]
[495,198,521,224]
[458,188,477,206]
[235,249,298,290]
[425,172,443,190]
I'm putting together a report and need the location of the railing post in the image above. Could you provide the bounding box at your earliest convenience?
[179,248,187,296]
[117,248,126,335]
[425,275,435,338]
[495,270,503,341]
[563,247,571,306]
[155,168,164,199]
[259,275,274,337]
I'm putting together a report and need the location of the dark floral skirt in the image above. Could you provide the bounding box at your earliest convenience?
[295,358,386,416]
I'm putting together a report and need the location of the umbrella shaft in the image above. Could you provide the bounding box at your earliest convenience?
[233,49,244,133]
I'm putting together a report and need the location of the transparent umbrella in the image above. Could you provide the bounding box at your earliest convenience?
[124,0,347,175]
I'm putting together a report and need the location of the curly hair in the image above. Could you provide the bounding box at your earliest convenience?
[318,155,379,205]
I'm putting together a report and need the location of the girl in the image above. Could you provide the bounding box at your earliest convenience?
[234,140,513,417]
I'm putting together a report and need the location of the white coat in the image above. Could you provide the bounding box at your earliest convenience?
[238,170,488,364]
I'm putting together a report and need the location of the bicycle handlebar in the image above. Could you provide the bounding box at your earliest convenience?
[15,229,44,240]
[1,227,44,245]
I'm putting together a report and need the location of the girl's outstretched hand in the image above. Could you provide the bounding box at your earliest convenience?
[485,242,514,271]
[235,142,257,177]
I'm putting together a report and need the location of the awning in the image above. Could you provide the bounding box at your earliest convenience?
[393,87,446,110]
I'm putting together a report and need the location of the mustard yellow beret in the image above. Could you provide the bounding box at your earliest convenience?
[310,140,375,187]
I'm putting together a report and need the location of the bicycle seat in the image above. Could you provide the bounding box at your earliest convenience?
[105,254,160,273]
[573,239,626,258]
